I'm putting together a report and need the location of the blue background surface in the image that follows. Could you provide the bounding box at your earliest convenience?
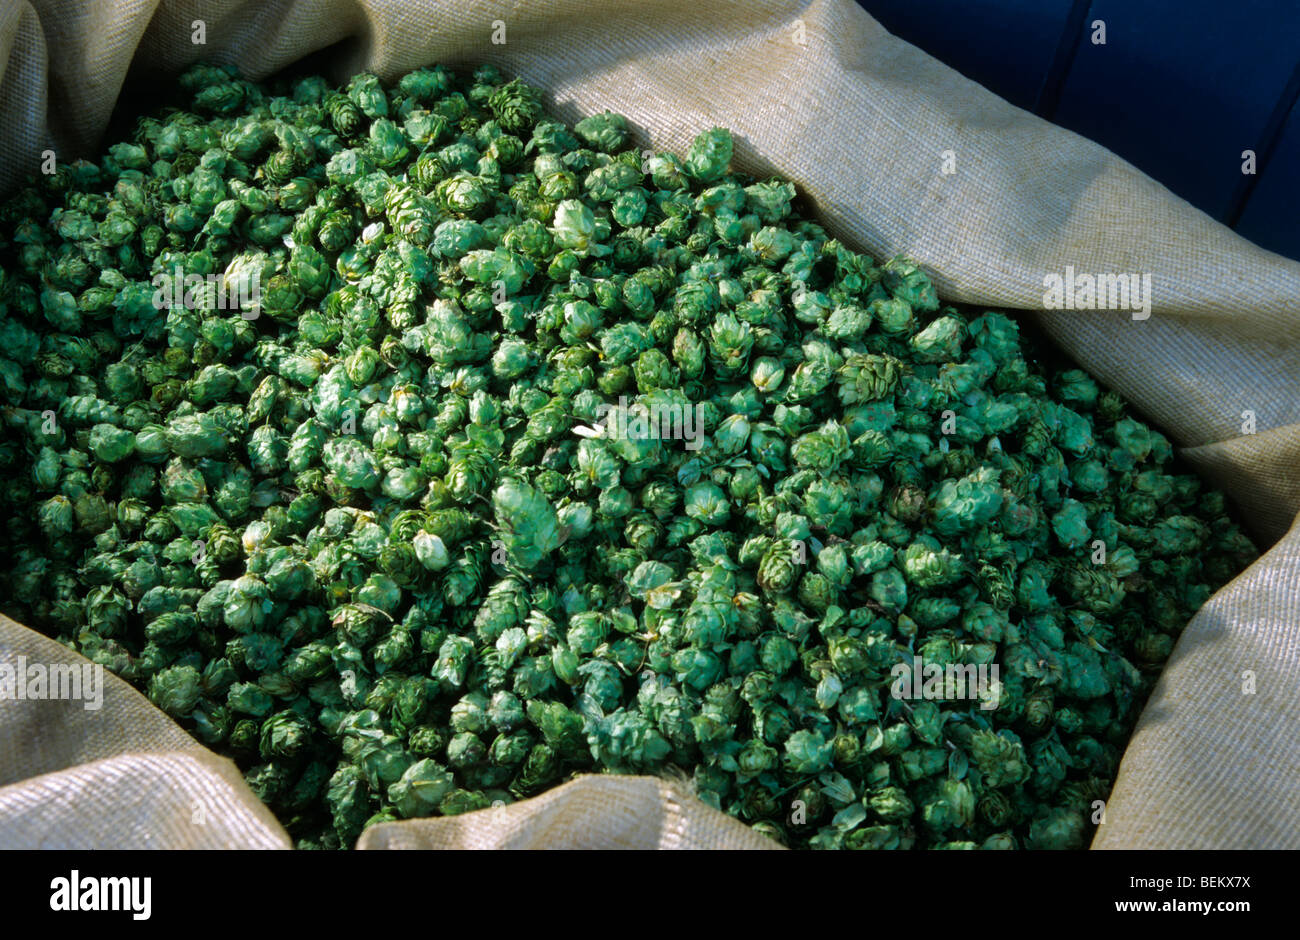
[857,0,1300,262]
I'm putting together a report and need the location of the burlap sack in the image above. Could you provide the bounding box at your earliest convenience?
[2,0,1297,850]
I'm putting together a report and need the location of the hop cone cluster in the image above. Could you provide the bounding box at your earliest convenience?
[0,61,1256,849]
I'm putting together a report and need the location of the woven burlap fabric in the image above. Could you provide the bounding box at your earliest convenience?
[1089,513,1300,850]
[356,774,779,849]
[1,0,1297,849]
[0,614,290,848]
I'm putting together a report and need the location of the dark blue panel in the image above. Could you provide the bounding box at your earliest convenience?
[1051,0,1300,222]
[858,1,1077,111]
[1236,97,1300,261]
